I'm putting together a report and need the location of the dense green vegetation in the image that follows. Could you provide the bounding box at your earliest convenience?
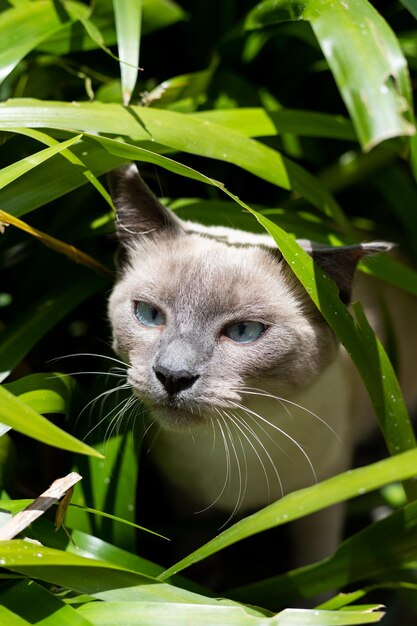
[1,0,417,623]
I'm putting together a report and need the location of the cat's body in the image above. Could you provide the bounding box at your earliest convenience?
[108,164,417,566]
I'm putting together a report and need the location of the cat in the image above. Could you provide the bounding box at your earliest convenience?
[107,163,417,568]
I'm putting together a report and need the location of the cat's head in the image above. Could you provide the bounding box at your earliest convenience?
[108,164,390,431]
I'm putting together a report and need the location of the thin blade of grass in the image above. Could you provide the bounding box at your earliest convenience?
[113,0,142,105]
[160,449,417,579]
[0,209,112,279]
[9,128,114,208]
[228,498,417,608]
[0,133,82,189]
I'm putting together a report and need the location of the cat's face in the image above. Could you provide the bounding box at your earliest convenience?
[109,231,337,430]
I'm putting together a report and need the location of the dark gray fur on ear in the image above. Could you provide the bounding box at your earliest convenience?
[297,240,394,305]
[108,164,183,266]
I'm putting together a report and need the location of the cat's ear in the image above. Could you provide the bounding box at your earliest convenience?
[108,164,183,264]
[297,240,394,305]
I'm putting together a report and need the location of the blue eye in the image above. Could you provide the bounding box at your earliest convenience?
[224,321,266,344]
[135,301,165,327]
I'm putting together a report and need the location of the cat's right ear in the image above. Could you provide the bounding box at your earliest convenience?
[108,164,183,266]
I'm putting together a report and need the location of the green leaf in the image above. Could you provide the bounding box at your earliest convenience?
[400,0,417,20]
[0,386,101,457]
[67,429,142,550]
[0,99,291,191]
[113,0,142,105]
[78,602,384,625]
[30,519,208,596]
[275,609,384,625]
[0,580,94,626]
[0,606,30,626]
[0,0,89,83]
[0,539,154,592]
[159,448,417,579]
[228,499,417,608]
[0,271,106,379]
[37,0,185,55]
[144,67,215,109]
[4,372,75,416]
[0,133,83,190]
[0,539,228,606]
[245,0,415,150]
[359,255,417,299]
[9,128,113,208]
[0,139,123,219]
[194,108,356,141]
[0,100,349,225]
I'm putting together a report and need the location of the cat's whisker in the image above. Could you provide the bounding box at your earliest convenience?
[209,415,217,457]
[77,381,130,425]
[195,410,231,514]
[142,417,157,442]
[226,392,290,460]
[239,386,341,442]
[220,415,244,526]
[230,400,317,484]
[225,409,276,502]
[49,352,128,368]
[145,421,162,455]
[229,409,284,499]
[222,412,252,518]
[82,396,127,442]
[104,395,139,450]
[82,389,135,446]
[57,370,127,379]
[238,386,294,420]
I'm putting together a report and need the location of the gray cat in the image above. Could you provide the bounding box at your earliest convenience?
[108,163,417,566]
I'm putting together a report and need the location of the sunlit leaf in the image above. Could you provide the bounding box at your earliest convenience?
[160,448,417,578]
[229,499,417,608]
[0,580,93,626]
[194,108,356,141]
[0,386,101,457]
[0,99,349,226]
[113,0,142,105]
[0,133,82,189]
[4,372,75,416]
[0,0,89,83]
[245,0,415,150]
[78,602,384,625]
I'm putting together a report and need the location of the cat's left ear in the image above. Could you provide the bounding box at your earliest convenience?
[108,164,184,265]
[297,240,394,305]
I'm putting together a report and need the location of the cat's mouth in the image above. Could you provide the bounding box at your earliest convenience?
[146,401,206,431]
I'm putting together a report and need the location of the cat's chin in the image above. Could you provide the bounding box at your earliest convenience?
[147,403,206,431]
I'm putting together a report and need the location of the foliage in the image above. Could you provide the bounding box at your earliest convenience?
[0,0,417,624]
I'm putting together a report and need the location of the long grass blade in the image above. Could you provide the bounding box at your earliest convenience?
[113,0,142,105]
